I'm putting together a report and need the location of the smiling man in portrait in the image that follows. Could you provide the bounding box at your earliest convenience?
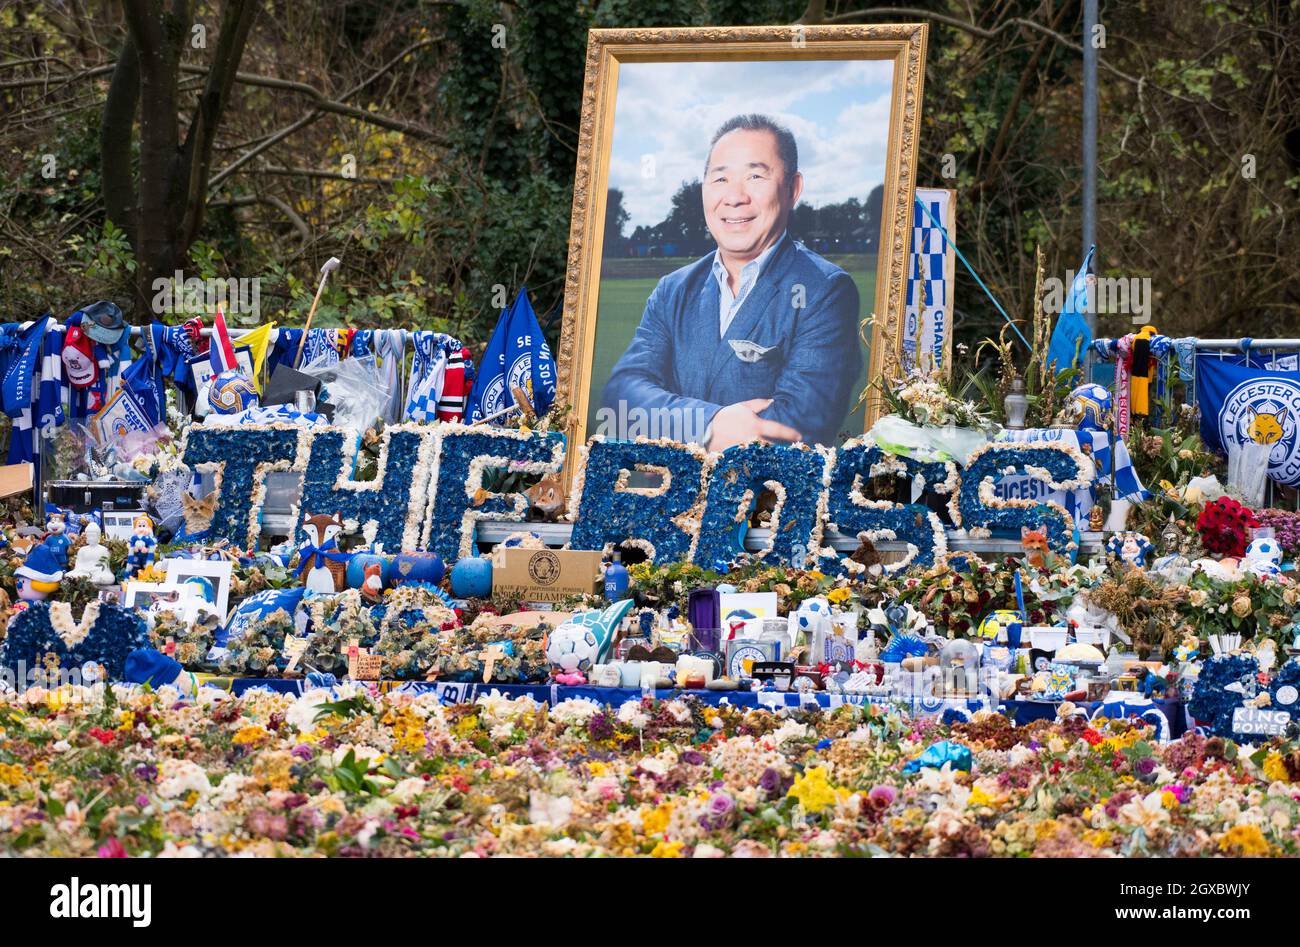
[603,113,862,450]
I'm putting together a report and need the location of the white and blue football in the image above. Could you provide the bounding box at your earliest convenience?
[207,370,259,414]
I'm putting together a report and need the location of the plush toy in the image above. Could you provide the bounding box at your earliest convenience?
[360,561,384,603]
[524,476,565,522]
[1020,525,1054,570]
[178,492,217,542]
[43,513,72,570]
[1106,530,1152,568]
[296,512,350,593]
[126,513,158,578]
[16,544,64,601]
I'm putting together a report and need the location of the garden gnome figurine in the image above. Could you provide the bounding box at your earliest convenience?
[43,513,71,570]
[16,543,64,601]
[126,513,158,577]
[68,521,116,588]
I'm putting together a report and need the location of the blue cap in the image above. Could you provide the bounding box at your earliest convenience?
[16,543,64,583]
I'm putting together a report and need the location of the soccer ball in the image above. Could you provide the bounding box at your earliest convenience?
[976,609,1023,641]
[1067,383,1113,431]
[207,370,259,414]
[546,620,602,674]
[796,596,832,630]
[1243,537,1282,576]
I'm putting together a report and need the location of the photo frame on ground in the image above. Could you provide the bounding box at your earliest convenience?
[555,24,928,489]
[163,557,234,622]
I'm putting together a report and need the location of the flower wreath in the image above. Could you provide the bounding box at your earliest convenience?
[296,423,436,554]
[422,424,567,562]
[0,601,148,684]
[568,436,710,564]
[180,423,308,550]
[958,441,1090,551]
[820,440,950,576]
[1188,653,1300,741]
[690,441,832,572]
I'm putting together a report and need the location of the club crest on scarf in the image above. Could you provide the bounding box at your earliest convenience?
[1218,377,1300,482]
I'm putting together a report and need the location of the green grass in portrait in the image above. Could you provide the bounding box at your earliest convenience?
[587,254,875,443]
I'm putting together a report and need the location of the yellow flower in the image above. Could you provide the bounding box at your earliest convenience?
[827,587,851,605]
[650,840,684,858]
[231,725,269,746]
[588,761,609,777]
[454,715,479,737]
[1160,790,1179,810]
[788,766,840,814]
[0,763,25,786]
[967,785,994,808]
[1262,752,1290,783]
[1218,824,1271,857]
[642,802,674,836]
[118,710,136,732]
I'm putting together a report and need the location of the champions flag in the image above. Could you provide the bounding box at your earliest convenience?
[468,288,557,423]
[1046,245,1095,375]
[1196,356,1300,487]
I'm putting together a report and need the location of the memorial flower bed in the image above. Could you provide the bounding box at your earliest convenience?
[1,685,1296,858]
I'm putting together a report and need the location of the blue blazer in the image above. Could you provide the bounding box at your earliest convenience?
[603,236,862,447]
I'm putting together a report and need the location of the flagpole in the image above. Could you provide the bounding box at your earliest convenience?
[1082,0,1099,345]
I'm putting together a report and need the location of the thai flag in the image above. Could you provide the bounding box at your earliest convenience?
[209,305,238,376]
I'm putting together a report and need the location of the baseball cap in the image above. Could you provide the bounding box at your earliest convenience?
[81,300,125,345]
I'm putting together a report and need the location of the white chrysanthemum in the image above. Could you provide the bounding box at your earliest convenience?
[551,697,601,726]
[616,700,649,729]
[157,759,212,800]
[285,689,336,733]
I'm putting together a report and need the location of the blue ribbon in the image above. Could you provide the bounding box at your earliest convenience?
[294,539,349,578]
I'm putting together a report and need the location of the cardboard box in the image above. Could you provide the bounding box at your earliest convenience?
[491,548,604,604]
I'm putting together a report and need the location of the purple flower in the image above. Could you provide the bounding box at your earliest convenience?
[708,792,735,818]
[680,750,705,766]
[291,743,314,760]
[1136,756,1157,777]
[758,766,788,798]
[868,785,897,809]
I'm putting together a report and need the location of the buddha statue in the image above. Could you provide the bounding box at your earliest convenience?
[68,522,116,588]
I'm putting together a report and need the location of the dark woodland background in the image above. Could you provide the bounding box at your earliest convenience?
[1,0,1297,362]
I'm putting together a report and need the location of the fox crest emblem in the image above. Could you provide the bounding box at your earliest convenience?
[1248,406,1288,445]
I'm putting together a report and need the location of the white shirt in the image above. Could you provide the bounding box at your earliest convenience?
[710,234,785,338]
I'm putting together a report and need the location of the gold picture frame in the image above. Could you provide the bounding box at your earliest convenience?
[555,24,928,490]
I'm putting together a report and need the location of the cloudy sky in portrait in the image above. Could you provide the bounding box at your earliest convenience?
[607,58,895,231]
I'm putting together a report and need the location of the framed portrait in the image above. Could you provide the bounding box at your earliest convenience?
[163,557,234,622]
[555,24,928,485]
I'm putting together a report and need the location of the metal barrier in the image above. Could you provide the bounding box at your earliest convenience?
[1099,336,1300,510]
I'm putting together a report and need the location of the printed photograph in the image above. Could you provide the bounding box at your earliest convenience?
[587,57,897,450]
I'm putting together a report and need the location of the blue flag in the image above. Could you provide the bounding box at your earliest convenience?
[1046,245,1095,375]
[468,288,556,422]
[1196,356,1300,486]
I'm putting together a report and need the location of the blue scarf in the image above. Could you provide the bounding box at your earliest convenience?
[294,538,349,578]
